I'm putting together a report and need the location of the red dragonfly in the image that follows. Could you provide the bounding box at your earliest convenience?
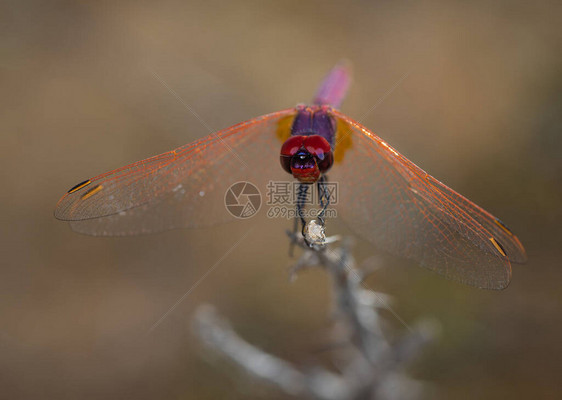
[55,63,526,289]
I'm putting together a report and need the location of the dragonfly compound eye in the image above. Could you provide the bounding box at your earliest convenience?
[303,135,333,173]
[280,135,306,174]
[280,135,333,183]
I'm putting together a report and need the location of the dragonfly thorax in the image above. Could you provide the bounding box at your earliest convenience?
[291,105,337,148]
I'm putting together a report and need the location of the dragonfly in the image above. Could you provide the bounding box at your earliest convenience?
[55,62,526,290]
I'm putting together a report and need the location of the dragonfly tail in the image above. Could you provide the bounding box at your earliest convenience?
[313,60,352,109]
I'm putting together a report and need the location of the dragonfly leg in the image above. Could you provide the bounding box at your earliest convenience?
[288,183,310,254]
[289,179,332,251]
[297,183,310,246]
[317,174,331,227]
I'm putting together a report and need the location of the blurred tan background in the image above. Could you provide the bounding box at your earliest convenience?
[2,0,561,398]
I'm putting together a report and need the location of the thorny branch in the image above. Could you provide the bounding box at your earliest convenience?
[193,234,439,399]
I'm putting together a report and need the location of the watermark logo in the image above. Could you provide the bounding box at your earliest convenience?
[224,180,338,220]
[266,181,338,205]
[224,182,262,219]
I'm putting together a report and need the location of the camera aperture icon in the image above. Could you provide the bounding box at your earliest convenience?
[224,182,262,219]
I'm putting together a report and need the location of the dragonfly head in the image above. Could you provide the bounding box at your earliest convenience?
[280,135,333,183]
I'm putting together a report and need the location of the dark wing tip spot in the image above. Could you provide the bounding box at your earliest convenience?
[68,179,91,193]
[494,218,514,236]
[80,184,103,200]
[490,237,507,257]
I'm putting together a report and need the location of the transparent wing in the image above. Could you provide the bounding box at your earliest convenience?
[55,109,295,235]
[330,110,526,289]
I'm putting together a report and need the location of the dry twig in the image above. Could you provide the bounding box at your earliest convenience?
[193,234,438,399]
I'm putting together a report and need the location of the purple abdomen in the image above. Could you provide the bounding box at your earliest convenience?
[312,62,351,109]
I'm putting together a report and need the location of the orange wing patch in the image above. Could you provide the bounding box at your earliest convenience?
[333,117,353,164]
[276,114,295,143]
